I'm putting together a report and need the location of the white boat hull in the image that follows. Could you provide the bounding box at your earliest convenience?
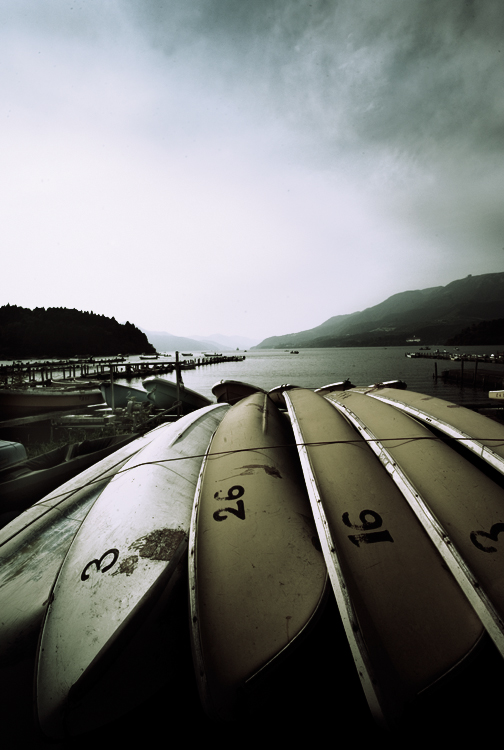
[35,404,230,739]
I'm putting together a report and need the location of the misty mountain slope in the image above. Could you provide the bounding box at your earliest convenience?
[255,272,504,348]
[139,329,228,352]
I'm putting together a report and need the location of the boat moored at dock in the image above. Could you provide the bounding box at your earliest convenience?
[99,381,150,409]
[0,386,104,419]
[211,379,265,404]
[142,376,212,413]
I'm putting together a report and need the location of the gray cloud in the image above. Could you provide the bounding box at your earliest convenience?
[0,1,502,338]
[125,1,504,154]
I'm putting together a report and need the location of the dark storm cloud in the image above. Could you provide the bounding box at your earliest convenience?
[122,0,504,280]
[127,0,504,159]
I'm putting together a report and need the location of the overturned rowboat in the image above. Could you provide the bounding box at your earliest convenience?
[189,392,328,720]
[35,404,230,740]
[143,376,212,413]
[285,387,485,727]
[211,379,265,405]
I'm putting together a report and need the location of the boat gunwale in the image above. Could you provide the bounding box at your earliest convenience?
[325,392,504,662]
[283,389,389,728]
[363,389,504,476]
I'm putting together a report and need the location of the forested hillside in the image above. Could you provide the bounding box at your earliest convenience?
[446,318,504,346]
[255,272,504,348]
[0,305,155,358]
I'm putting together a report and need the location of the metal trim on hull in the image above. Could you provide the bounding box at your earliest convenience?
[326,394,504,660]
[284,391,388,728]
[363,388,504,476]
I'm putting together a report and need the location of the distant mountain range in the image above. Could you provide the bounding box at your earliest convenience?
[189,333,260,350]
[254,272,504,349]
[139,329,259,352]
[139,329,227,353]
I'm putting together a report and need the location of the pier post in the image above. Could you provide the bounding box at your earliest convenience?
[176,351,181,418]
[110,366,115,412]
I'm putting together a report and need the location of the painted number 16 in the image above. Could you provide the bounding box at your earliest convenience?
[342,509,394,547]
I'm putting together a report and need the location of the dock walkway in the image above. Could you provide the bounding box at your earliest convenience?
[0,354,246,385]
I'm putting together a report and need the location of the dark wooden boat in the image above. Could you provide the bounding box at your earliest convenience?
[267,383,300,407]
[0,385,104,419]
[0,434,137,522]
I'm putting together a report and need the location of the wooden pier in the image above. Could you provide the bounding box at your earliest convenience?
[406,349,504,363]
[0,353,246,386]
[440,366,504,390]
[405,348,504,391]
[0,352,246,443]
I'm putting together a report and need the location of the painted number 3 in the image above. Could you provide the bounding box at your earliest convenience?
[213,485,246,522]
[81,548,119,581]
[470,522,504,553]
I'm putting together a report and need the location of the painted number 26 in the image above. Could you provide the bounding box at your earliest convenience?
[213,485,246,522]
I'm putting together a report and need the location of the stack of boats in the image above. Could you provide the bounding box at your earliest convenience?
[100,376,212,413]
[0,375,212,421]
[1,378,504,738]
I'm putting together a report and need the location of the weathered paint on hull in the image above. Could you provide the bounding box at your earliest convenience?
[35,404,230,740]
[0,430,164,665]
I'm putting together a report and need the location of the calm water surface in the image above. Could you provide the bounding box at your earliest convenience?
[116,345,504,406]
[3,346,502,406]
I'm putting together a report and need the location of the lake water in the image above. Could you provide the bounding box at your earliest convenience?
[3,345,502,406]
[115,345,504,406]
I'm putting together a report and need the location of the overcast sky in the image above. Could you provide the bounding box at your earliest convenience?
[1,1,503,341]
